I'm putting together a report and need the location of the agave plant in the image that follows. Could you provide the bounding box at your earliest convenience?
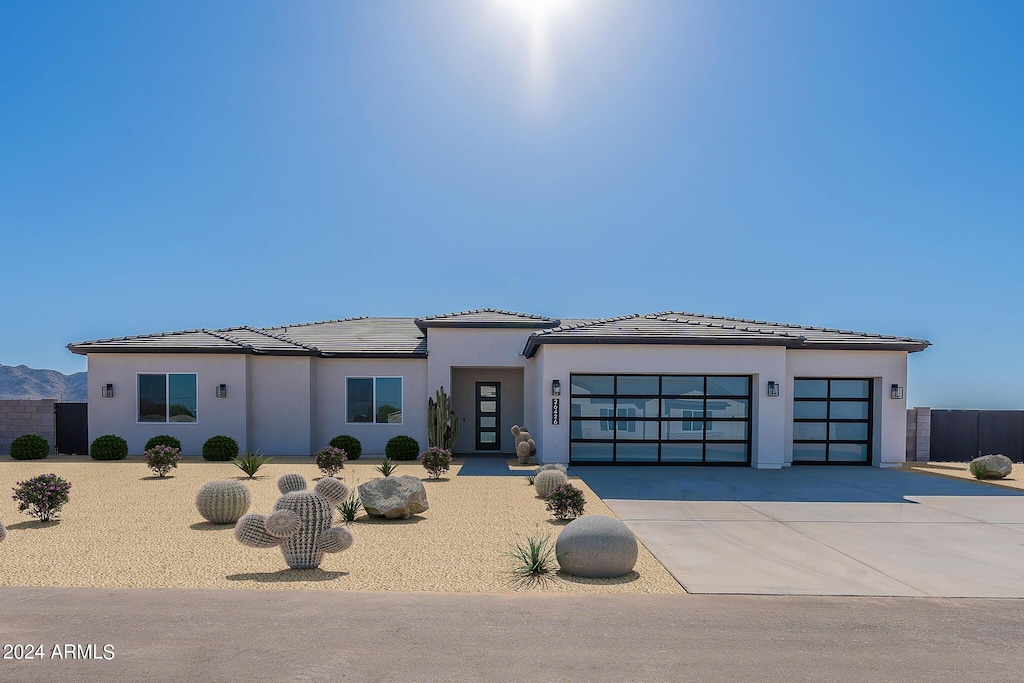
[337,493,363,525]
[375,458,398,477]
[507,531,556,587]
[231,451,272,479]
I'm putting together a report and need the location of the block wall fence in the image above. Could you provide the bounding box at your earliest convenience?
[0,399,56,455]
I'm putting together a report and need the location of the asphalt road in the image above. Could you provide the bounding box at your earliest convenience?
[0,587,1021,682]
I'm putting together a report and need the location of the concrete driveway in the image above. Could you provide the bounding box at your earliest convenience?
[571,466,1024,597]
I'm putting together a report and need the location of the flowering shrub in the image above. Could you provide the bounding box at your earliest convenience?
[314,445,348,477]
[12,473,72,522]
[545,483,586,520]
[144,444,182,477]
[420,447,453,480]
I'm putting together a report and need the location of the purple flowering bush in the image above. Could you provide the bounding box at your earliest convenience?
[314,445,348,477]
[545,483,586,520]
[12,473,72,522]
[420,447,453,480]
[144,444,182,477]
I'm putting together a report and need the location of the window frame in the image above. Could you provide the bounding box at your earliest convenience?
[136,372,199,425]
[345,376,404,425]
[569,373,752,465]
[792,377,873,465]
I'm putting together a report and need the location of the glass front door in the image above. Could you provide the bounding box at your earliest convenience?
[475,382,501,450]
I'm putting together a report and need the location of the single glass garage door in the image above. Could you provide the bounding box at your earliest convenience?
[792,378,873,464]
[569,374,751,465]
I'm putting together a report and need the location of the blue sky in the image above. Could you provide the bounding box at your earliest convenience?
[1,0,1021,409]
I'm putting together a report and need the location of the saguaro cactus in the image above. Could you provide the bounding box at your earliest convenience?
[234,474,354,569]
[428,386,460,450]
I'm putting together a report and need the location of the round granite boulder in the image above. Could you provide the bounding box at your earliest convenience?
[555,515,638,578]
[969,454,1013,479]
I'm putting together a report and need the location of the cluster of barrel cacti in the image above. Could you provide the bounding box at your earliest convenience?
[511,425,537,464]
[196,480,252,524]
[427,386,460,450]
[234,474,354,569]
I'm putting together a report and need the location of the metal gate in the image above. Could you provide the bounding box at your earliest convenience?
[930,410,1024,462]
[55,402,88,455]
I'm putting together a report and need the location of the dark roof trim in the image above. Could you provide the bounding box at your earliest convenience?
[414,308,559,330]
[522,335,930,358]
[66,344,428,359]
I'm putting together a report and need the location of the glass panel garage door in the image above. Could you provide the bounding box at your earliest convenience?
[570,374,751,465]
[793,378,872,464]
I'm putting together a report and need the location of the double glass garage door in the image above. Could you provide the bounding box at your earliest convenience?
[569,374,751,464]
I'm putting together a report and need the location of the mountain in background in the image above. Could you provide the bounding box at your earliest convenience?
[0,364,88,401]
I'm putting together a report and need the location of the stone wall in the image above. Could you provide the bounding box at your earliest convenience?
[906,407,931,462]
[0,399,56,455]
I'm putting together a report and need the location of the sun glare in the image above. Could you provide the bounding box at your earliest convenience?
[496,0,582,102]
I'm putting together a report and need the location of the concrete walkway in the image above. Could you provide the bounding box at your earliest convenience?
[571,466,1024,597]
[0,587,1021,682]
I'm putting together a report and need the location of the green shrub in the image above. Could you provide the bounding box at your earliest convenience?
[202,435,239,461]
[145,435,182,452]
[90,434,128,460]
[385,435,419,461]
[10,434,50,460]
[12,473,71,522]
[329,434,362,460]
[144,444,181,477]
[546,483,586,520]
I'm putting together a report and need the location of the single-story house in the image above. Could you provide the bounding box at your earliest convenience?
[67,309,930,467]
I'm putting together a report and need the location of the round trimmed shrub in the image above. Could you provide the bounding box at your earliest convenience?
[202,435,239,461]
[385,435,420,461]
[10,434,50,460]
[90,434,128,460]
[329,434,362,460]
[145,434,182,452]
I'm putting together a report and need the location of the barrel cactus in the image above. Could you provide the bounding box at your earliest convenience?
[535,469,568,498]
[234,473,354,570]
[195,480,252,524]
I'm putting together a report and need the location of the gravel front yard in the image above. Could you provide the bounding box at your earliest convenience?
[902,461,1024,490]
[0,458,683,594]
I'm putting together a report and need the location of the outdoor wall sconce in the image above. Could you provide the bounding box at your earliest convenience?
[551,379,561,396]
[216,384,228,398]
[101,384,114,398]
[766,381,779,397]
[890,384,904,400]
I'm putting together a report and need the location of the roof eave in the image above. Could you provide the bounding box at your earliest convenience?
[523,336,931,358]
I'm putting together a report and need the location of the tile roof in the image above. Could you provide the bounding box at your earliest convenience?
[414,309,559,330]
[520,312,931,357]
[67,310,929,358]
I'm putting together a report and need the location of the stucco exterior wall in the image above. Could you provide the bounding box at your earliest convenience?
[785,350,908,467]
[86,353,248,455]
[534,344,788,468]
[451,367,524,453]
[248,356,315,456]
[314,358,428,455]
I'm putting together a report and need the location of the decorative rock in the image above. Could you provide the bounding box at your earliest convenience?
[535,469,568,498]
[195,480,252,524]
[358,475,429,519]
[0,521,6,543]
[556,515,638,578]
[970,454,1013,479]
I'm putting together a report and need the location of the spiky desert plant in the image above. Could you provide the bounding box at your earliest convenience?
[508,531,555,584]
[232,451,272,478]
[427,386,460,450]
[969,461,993,479]
[234,474,355,569]
[534,469,568,498]
[195,480,252,524]
[375,458,398,477]
[337,493,363,525]
[526,475,535,486]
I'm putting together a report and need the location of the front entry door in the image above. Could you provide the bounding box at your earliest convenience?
[475,382,501,450]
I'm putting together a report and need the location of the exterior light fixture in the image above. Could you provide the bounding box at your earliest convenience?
[890,384,904,400]
[551,379,561,396]
[216,384,227,398]
[101,384,114,398]
[766,381,779,397]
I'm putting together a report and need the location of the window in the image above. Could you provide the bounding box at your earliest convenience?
[792,378,872,464]
[347,377,403,424]
[569,374,751,464]
[138,373,197,423]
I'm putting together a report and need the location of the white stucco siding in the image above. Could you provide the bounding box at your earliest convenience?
[86,353,248,455]
[534,344,788,468]
[785,350,908,467]
[249,356,314,456]
[314,358,428,456]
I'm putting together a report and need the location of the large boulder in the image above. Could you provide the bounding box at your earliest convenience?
[556,515,638,579]
[358,475,429,519]
[969,454,1013,479]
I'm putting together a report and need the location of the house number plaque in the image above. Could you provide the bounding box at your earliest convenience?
[552,398,560,425]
